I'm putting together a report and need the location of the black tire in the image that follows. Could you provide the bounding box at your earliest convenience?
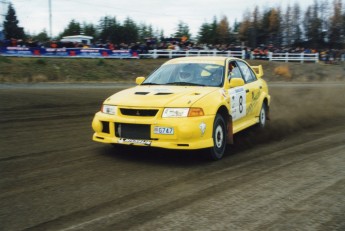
[257,103,267,129]
[209,114,227,160]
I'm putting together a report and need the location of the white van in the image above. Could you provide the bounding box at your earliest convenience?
[60,35,93,46]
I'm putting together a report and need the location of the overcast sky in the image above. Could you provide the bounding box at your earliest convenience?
[5,0,317,38]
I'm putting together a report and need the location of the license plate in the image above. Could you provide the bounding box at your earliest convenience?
[154,126,174,135]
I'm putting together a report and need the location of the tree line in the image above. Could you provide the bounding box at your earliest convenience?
[2,0,345,49]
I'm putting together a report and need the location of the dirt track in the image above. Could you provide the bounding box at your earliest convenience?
[1,83,345,231]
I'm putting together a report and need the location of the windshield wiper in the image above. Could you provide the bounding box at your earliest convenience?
[166,82,206,86]
[141,82,161,85]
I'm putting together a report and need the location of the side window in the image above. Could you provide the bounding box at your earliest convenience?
[237,61,257,83]
[228,61,243,80]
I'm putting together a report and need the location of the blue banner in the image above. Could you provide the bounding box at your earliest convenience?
[0,47,138,59]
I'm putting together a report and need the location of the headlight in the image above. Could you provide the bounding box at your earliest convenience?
[102,105,117,115]
[162,108,204,118]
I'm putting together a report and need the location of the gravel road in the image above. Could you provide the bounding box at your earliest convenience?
[1,82,345,231]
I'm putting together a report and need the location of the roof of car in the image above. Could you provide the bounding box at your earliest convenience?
[164,56,240,65]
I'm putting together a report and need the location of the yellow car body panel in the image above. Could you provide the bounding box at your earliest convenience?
[92,56,270,156]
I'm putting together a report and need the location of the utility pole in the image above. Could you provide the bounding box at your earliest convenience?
[49,0,52,38]
[0,0,9,40]
[0,0,8,18]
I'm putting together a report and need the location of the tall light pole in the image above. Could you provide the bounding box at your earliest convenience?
[49,0,52,38]
[0,0,8,40]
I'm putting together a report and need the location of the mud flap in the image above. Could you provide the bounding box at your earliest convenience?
[227,116,234,144]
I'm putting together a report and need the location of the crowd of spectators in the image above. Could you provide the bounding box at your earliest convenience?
[1,37,344,63]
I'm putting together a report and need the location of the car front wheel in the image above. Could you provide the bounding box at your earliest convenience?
[209,114,227,160]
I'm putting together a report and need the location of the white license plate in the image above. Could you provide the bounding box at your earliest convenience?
[154,126,174,135]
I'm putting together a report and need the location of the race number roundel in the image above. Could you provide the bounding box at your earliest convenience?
[229,86,246,121]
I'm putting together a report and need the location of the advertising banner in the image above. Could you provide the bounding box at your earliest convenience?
[0,47,138,59]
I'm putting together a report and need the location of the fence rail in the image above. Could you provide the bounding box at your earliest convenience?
[267,52,319,63]
[139,49,320,63]
[139,49,246,59]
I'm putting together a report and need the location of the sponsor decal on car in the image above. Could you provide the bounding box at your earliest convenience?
[118,138,152,145]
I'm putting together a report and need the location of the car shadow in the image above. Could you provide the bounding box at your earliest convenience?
[98,126,280,166]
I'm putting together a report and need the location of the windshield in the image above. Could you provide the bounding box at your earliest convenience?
[142,63,224,87]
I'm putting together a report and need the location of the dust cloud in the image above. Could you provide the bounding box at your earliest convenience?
[244,84,345,145]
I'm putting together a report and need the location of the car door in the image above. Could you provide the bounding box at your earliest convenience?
[237,61,261,120]
[227,61,248,131]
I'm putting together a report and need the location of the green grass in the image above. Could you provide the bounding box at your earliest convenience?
[0,57,343,83]
[0,57,166,83]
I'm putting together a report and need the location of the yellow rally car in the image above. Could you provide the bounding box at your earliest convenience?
[92,57,270,160]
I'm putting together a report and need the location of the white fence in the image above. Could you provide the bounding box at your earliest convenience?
[267,52,319,63]
[139,49,320,63]
[139,49,246,59]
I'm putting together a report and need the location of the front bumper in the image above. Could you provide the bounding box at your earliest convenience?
[92,111,215,150]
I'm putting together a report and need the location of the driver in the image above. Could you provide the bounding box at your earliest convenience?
[178,65,195,82]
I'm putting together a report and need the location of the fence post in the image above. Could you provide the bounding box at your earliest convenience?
[242,50,246,59]
[285,52,289,62]
[153,49,158,59]
[301,53,304,63]
[268,52,272,61]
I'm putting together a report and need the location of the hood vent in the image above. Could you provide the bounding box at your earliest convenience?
[155,92,173,95]
[135,92,150,95]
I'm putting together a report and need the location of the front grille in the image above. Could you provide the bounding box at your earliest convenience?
[120,108,158,117]
[115,123,151,139]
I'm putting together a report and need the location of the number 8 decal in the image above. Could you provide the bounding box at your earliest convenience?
[239,95,243,113]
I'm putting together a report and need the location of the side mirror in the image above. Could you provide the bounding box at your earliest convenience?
[136,77,146,85]
[229,78,245,88]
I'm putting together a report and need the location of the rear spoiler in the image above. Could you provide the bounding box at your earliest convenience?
[251,65,264,78]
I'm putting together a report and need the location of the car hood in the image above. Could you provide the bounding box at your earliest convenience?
[104,85,219,108]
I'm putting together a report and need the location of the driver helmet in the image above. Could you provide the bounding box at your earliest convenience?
[179,65,194,82]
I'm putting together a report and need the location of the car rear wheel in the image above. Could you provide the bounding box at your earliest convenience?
[209,114,227,160]
[257,103,267,128]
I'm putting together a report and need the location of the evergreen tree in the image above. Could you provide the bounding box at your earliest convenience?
[328,0,343,48]
[291,3,303,45]
[3,3,25,40]
[304,2,325,47]
[197,17,220,45]
[197,22,212,44]
[122,17,138,44]
[83,22,98,40]
[33,29,50,43]
[283,4,293,46]
[174,21,191,39]
[138,23,155,42]
[59,20,82,38]
[98,16,119,44]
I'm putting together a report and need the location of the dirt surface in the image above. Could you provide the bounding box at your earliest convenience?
[1,82,345,231]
